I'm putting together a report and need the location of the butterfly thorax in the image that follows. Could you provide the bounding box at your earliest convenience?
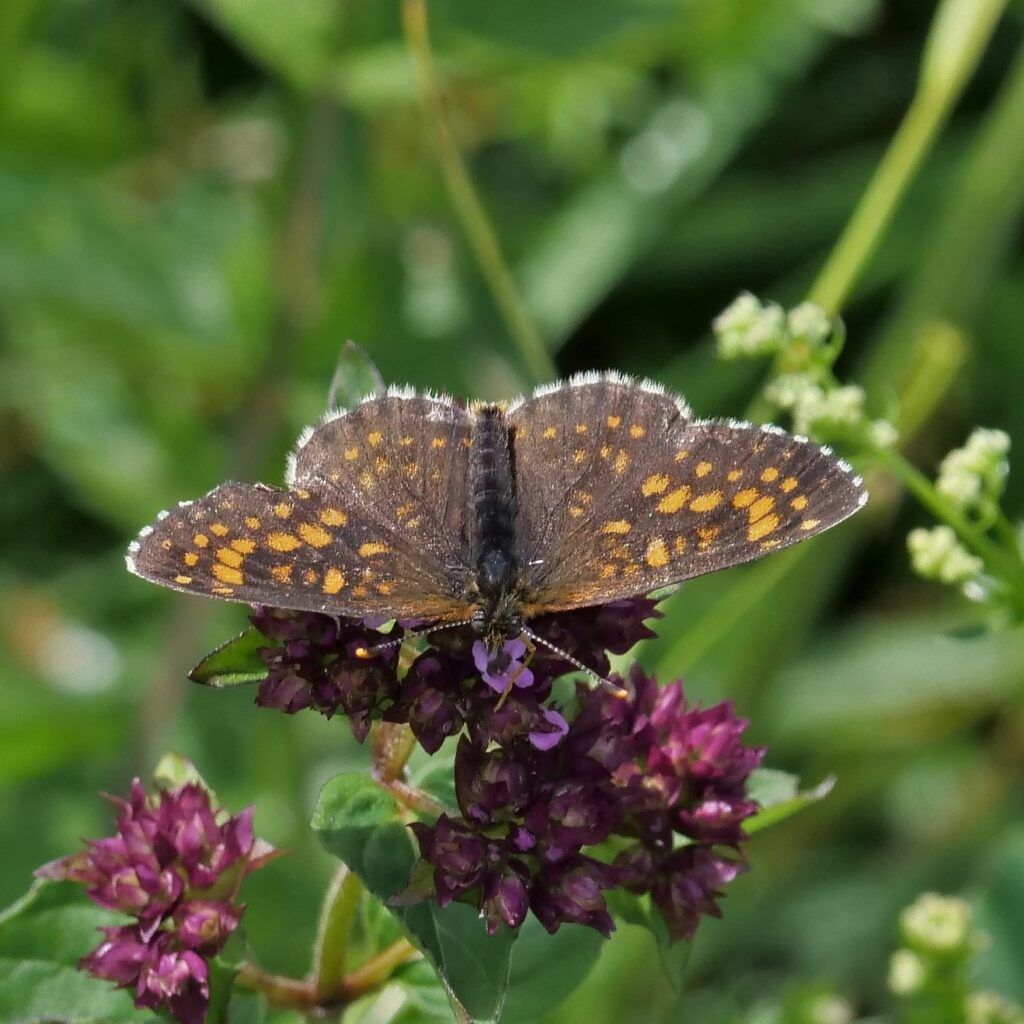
[468,404,524,643]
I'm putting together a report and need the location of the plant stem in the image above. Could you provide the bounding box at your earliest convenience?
[340,939,421,1000]
[371,722,418,783]
[807,0,1007,315]
[311,865,364,1003]
[402,0,555,384]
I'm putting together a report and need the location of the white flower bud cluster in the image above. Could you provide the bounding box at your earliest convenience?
[966,991,1024,1024]
[713,292,787,358]
[786,302,833,347]
[899,892,974,954]
[936,428,1011,515]
[807,993,854,1024]
[907,527,983,587]
[764,374,897,448]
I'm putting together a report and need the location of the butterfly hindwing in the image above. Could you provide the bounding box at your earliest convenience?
[508,377,866,614]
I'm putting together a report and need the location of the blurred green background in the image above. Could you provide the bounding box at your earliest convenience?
[2,0,1024,1021]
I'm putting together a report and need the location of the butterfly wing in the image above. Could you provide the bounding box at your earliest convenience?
[508,374,866,614]
[128,392,476,621]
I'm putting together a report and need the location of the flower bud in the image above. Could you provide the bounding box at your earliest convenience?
[713,293,787,358]
[888,948,927,995]
[907,527,983,586]
[899,892,973,955]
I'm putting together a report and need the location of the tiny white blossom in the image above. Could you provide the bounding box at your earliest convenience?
[907,527,984,586]
[966,990,1024,1024]
[869,419,899,449]
[713,292,787,358]
[787,301,833,347]
[808,993,854,1024]
[900,892,973,954]
[888,948,926,996]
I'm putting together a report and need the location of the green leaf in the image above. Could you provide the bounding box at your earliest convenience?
[327,340,386,412]
[501,918,603,1023]
[311,773,515,1023]
[152,752,214,793]
[973,827,1024,1000]
[744,769,835,834]
[604,890,691,994]
[188,628,269,688]
[0,881,150,1023]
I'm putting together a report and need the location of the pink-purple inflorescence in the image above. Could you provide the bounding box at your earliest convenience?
[250,597,764,941]
[36,780,274,1024]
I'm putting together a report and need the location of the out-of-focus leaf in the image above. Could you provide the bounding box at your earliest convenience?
[604,891,691,994]
[189,628,269,688]
[974,828,1024,1000]
[311,773,515,1023]
[0,881,149,1023]
[327,341,386,412]
[501,918,603,1023]
[744,769,835,834]
[189,0,342,89]
[152,752,213,793]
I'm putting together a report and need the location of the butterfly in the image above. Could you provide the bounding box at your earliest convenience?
[127,371,867,649]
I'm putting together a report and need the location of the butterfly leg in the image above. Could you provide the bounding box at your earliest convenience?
[495,639,537,710]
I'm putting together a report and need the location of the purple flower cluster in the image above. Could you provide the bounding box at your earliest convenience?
[250,597,764,942]
[37,780,274,1024]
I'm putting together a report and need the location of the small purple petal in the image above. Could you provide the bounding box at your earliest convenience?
[529,709,568,751]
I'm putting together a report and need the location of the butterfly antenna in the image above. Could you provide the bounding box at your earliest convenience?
[355,619,474,659]
[521,627,629,700]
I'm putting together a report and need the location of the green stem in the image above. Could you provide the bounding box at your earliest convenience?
[340,938,421,1001]
[807,0,1008,315]
[311,865,364,1003]
[402,0,555,384]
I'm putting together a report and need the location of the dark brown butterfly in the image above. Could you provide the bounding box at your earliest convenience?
[127,372,866,645]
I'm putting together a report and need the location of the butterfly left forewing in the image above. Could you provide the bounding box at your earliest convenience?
[127,482,472,622]
[509,377,866,615]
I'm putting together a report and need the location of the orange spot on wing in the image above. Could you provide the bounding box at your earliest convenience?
[727,469,743,482]
[732,488,758,508]
[212,563,244,586]
[399,436,414,446]
[602,520,631,534]
[696,461,713,477]
[344,447,359,461]
[606,415,621,428]
[629,424,646,438]
[656,486,692,514]
[368,431,383,447]
[271,565,293,583]
[267,532,301,552]
[642,473,670,496]
[800,518,821,531]
[542,426,557,439]
[183,552,199,567]
[572,449,586,464]
[698,526,720,549]
[613,450,629,474]
[359,542,389,557]
[431,437,446,448]
[690,491,723,513]
[216,548,244,569]
[748,496,775,521]
[193,533,209,548]
[781,477,798,492]
[210,523,229,537]
[748,515,781,542]
[575,423,588,434]
[791,495,808,511]
[645,538,670,568]
[274,503,292,519]
[231,538,256,554]
[320,508,348,526]
[174,574,192,585]
[674,450,690,462]
[322,568,346,594]
[761,467,780,482]
[299,523,332,548]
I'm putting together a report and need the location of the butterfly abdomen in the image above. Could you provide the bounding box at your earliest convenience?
[469,405,518,601]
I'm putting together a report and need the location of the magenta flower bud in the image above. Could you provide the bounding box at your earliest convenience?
[136,946,210,1024]
[174,900,241,954]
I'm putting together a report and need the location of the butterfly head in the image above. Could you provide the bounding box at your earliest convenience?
[471,549,524,645]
